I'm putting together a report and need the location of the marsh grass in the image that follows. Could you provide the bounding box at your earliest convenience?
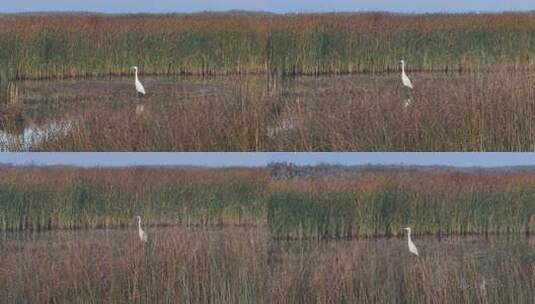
[1,166,534,302]
[0,166,534,239]
[0,227,533,303]
[0,167,267,231]
[2,13,535,80]
[2,70,535,151]
[267,170,535,239]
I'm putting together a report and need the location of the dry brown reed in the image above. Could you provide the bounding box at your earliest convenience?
[5,70,532,151]
[0,227,533,303]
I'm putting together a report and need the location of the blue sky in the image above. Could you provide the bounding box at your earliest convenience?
[1,153,535,168]
[1,0,534,14]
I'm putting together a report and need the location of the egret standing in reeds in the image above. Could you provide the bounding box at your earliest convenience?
[400,60,413,89]
[403,227,419,256]
[137,215,148,243]
[400,60,413,107]
[132,66,146,97]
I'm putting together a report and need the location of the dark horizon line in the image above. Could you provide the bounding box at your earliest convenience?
[3,162,535,171]
[1,10,535,16]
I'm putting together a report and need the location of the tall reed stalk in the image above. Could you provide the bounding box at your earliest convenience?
[2,13,535,79]
[1,166,533,239]
[0,167,267,231]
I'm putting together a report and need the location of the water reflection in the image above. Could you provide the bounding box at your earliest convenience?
[0,119,72,151]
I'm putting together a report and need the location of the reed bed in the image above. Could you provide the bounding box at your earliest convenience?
[2,13,535,79]
[0,227,533,303]
[267,169,535,239]
[0,167,267,231]
[0,165,534,239]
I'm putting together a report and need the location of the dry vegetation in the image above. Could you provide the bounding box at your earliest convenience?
[1,70,535,151]
[1,227,533,303]
[1,13,535,79]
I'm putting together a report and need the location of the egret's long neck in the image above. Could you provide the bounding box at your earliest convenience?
[135,70,139,82]
[138,219,142,230]
[401,62,405,74]
[407,229,411,242]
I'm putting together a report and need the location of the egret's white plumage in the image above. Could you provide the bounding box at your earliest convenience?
[137,215,148,243]
[132,66,146,96]
[403,227,419,256]
[400,60,413,89]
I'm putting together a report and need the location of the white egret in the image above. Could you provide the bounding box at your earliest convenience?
[403,227,419,256]
[132,66,146,96]
[136,215,148,243]
[400,60,413,89]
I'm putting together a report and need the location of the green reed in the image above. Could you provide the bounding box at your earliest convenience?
[2,13,535,80]
[267,185,535,239]
[1,166,535,238]
[0,169,266,231]
[267,191,358,239]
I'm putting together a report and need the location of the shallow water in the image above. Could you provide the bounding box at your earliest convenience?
[0,119,72,152]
